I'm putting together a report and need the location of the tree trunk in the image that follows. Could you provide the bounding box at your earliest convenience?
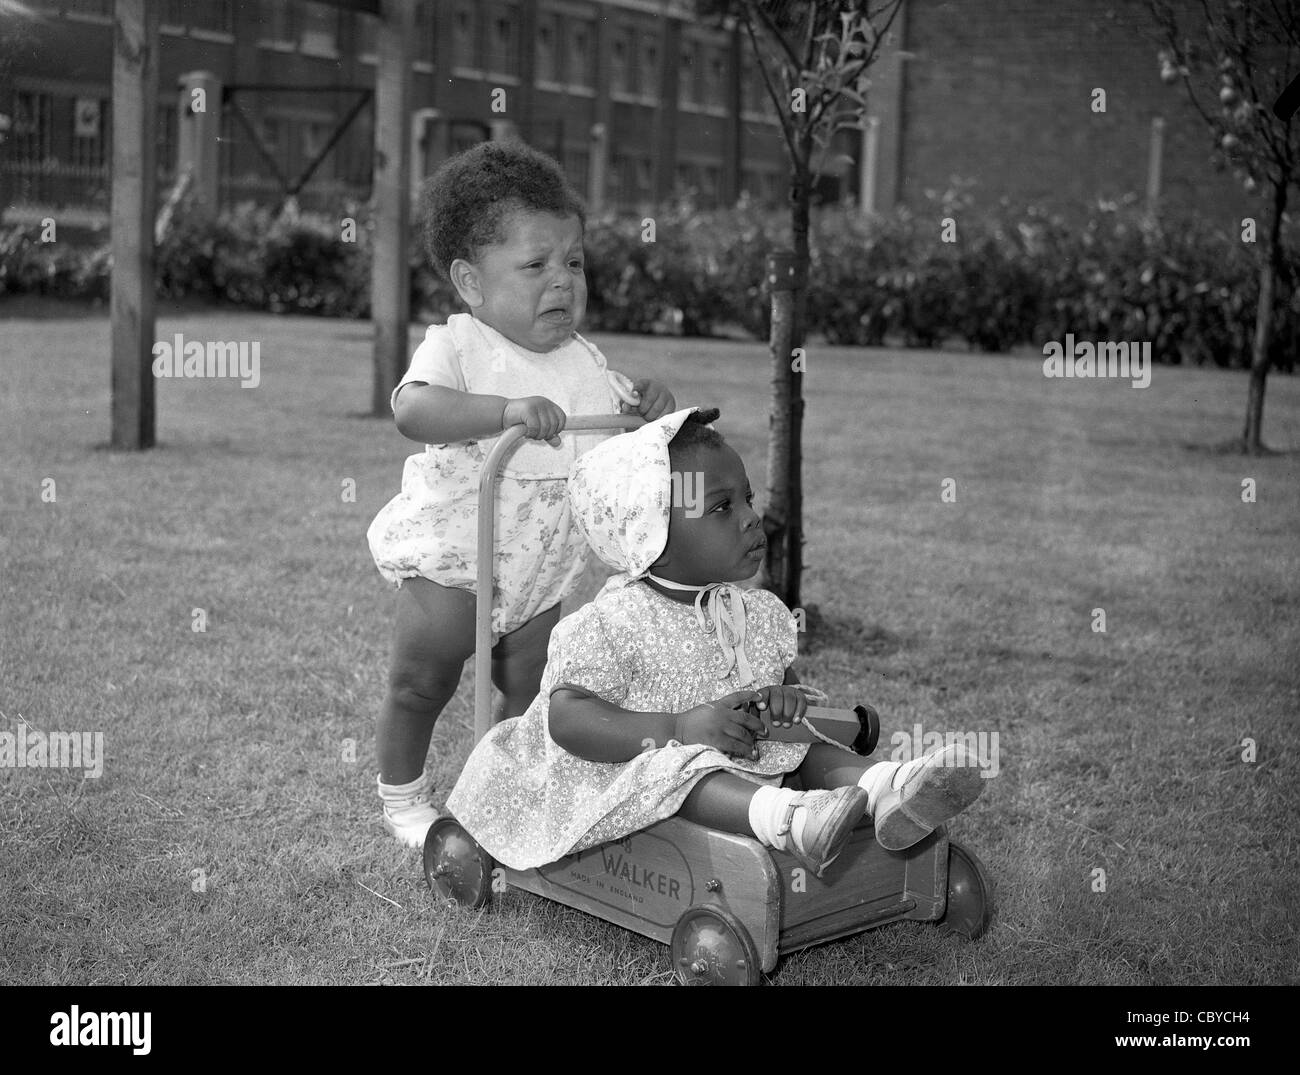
[760,158,811,610]
[1243,177,1288,454]
[762,254,795,601]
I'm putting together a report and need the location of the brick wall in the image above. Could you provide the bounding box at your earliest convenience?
[894,0,1254,226]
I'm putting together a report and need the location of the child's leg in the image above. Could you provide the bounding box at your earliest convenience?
[490,603,561,721]
[677,772,867,878]
[377,577,477,785]
[795,744,871,789]
[677,772,755,832]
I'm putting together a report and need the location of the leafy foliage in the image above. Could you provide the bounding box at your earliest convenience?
[2,194,1293,371]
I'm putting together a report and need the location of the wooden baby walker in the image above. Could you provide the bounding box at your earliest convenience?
[423,414,994,984]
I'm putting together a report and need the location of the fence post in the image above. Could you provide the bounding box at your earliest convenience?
[587,121,607,214]
[1146,115,1165,215]
[410,107,440,209]
[859,115,880,216]
[371,0,415,416]
[110,0,159,451]
[176,70,222,216]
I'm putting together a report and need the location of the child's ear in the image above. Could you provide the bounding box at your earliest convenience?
[448,258,483,308]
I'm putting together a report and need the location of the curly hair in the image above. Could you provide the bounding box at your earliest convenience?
[419,141,586,280]
[668,407,726,469]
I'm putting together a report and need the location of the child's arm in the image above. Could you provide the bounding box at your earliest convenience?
[394,384,565,445]
[549,685,764,763]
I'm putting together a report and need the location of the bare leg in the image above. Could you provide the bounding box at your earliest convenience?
[376,578,477,785]
[677,772,762,835]
[796,743,872,790]
[491,603,561,721]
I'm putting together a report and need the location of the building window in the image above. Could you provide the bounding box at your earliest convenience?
[63,0,111,19]
[611,30,633,95]
[299,1,338,56]
[485,3,519,79]
[562,146,588,192]
[70,97,109,171]
[536,14,560,84]
[452,2,478,70]
[450,124,485,156]
[357,13,377,59]
[568,19,593,89]
[609,152,626,204]
[12,92,54,163]
[258,0,294,47]
[639,34,659,101]
[703,46,727,108]
[743,51,768,112]
[302,121,327,168]
[260,117,284,160]
[634,157,652,196]
[679,40,698,105]
[164,0,233,35]
[702,164,720,204]
[157,106,178,179]
[415,2,435,65]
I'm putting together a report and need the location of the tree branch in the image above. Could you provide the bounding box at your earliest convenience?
[806,0,902,135]
[743,12,805,173]
[752,1,805,79]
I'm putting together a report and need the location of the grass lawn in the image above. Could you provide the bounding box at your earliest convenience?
[1,308,1297,985]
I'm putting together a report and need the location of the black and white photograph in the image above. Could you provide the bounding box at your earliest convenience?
[0,0,1295,1028]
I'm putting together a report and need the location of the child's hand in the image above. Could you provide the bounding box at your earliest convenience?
[753,685,807,732]
[503,396,566,446]
[630,379,675,421]
[674,690,765,760]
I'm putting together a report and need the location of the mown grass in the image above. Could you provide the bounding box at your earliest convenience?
[1,308,1297,985]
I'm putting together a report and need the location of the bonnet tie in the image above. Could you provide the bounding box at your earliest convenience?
[644,573,755,686]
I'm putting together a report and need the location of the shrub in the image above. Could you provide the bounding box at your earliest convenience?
[2,190,1294,375]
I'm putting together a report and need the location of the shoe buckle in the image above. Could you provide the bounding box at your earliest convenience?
[776,801,798,839]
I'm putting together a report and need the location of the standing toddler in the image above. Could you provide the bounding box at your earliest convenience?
[367,141,674,845]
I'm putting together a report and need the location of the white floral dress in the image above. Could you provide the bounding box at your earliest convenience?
[366,314,622,642]
[444,576,811,869]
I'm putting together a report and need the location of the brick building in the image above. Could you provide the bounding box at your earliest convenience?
[0,0,1251,230]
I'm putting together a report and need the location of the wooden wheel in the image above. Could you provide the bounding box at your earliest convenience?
[937,839,993,940]
[670,905,761,986]
[422,817,494,909]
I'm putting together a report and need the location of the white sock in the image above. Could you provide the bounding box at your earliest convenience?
[858,762,899,815]
[377,769,430,802]
[747,785,810,850]
[858,757,931,814]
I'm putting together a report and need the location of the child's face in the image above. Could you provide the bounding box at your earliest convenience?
[451,209,587,352]
[652,443,766,585]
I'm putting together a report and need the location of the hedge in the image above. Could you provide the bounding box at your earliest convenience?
[2,190,1294,371]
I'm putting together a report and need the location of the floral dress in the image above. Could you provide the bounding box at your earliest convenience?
[366,314,622,642]
[444,576,811,869]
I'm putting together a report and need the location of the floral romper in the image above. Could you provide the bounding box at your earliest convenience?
[366,313,622,642]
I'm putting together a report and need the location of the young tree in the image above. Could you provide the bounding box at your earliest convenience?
[1150,0,1299,454]
[695,0,903,607]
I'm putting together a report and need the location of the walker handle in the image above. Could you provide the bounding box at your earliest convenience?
[474,414,647,742]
